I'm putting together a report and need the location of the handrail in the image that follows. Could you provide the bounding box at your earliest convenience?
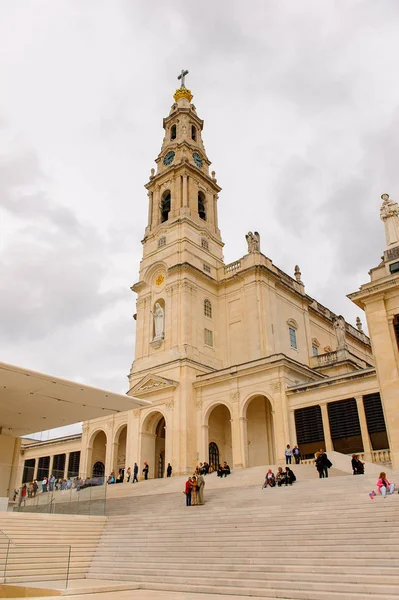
[3,542,71,589]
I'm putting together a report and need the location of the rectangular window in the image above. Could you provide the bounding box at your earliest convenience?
[312,346,319,356]
[389,261,399,274]
[289,327,297,349]
[22,459,35,484]
[203,263,211,274]
[204,328,213,347]
[68,451,81,478]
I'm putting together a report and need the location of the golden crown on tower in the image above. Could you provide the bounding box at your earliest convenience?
[174,69,193,102]
[173,87,193,102]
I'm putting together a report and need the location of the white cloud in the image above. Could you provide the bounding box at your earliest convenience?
[1,1,399,438]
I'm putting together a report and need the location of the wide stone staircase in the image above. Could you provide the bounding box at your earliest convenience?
[0,512,105,584]
[85,464,399,599]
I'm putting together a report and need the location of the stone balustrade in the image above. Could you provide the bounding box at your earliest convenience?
[224,260,241,274]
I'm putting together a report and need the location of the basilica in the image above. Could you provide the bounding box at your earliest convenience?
[18,76,399,485]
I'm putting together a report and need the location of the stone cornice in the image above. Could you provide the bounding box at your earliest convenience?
[194,353,324,388]
[348,275,399,305]
[144,160,222,193]
[286,367,376,395]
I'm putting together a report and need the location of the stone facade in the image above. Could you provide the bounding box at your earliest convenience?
[17,85,399,486]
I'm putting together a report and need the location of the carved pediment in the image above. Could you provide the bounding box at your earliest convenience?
[128,374,179,396]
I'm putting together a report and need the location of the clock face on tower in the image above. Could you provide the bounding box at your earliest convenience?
[192,152,203,168]
[163,151,175,166]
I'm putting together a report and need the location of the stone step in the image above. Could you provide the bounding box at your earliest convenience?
[90,573,399,596]
[137,580,399,600]
[88,560,399,573]
[87,565,399,585]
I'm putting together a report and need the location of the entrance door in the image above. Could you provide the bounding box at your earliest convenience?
[209,442,219,471]
[158,451,165,479]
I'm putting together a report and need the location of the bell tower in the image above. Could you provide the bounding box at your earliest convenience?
[130,71,225,377]
[144,70,223,254]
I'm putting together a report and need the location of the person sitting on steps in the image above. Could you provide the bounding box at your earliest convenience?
[276,467,287,487]
[285,466,296,485]
[376,472,395,497]
[262,469,276,488]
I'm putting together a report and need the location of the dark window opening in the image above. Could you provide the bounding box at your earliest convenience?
[393,315,399,349]
[92,461,105,478]
[328,398,363,454]
[22,459,35,483]
[161,192,171,223]
[170,124,176,140]
[191,125,197,141]
[37,456,50,481]
[53,454,66,480]
[389,261,399,274]
[68,451,81,478]
[363,393,389,450]
[294,405,325,459]
[198,192,206,220]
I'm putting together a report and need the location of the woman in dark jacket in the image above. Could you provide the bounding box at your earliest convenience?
[351,455,365,475]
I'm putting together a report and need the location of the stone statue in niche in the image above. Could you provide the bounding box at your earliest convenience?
[380,193,399,247]
[246,231,260,253]
[153,302,164,340]
[333,315,346,349]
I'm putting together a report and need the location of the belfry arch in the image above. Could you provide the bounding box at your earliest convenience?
[244,395,275,467]
[140,411,167,479]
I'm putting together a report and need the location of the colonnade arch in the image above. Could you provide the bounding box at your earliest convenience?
[114,424,127,478]
[140,410,167,479]
[89,429,107,478]
[206,403,233,469]
[243,395,275,467]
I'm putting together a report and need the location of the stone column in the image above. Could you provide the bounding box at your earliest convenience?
[231,418,243,469]
[288,410,297,447]
[48,455,54,478]
[147,191,153,228]
[105,441,118,477]
[182,174,188,207]
[201,425,209,464]
[64,453,70,479]
[33,458,38,481]
[239,417,248,468]
[355,396,373,461]
[320,404,333,453]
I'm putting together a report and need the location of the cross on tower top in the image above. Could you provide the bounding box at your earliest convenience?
[177,69,189,88]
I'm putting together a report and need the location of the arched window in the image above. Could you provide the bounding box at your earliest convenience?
[287,319,298,350]
[161,191,171,223]
[170,124,176,140]
[191,125,197,141]
[158,236,166,248]
[92,461,105,478]
[204,299,212,319]
[198,191,206,220]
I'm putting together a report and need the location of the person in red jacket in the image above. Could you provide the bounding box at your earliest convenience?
[184,477,192,506]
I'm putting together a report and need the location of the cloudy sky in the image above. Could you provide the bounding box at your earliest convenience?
[1,1,399,437]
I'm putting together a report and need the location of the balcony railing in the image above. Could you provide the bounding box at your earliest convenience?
[224,260,241,274]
